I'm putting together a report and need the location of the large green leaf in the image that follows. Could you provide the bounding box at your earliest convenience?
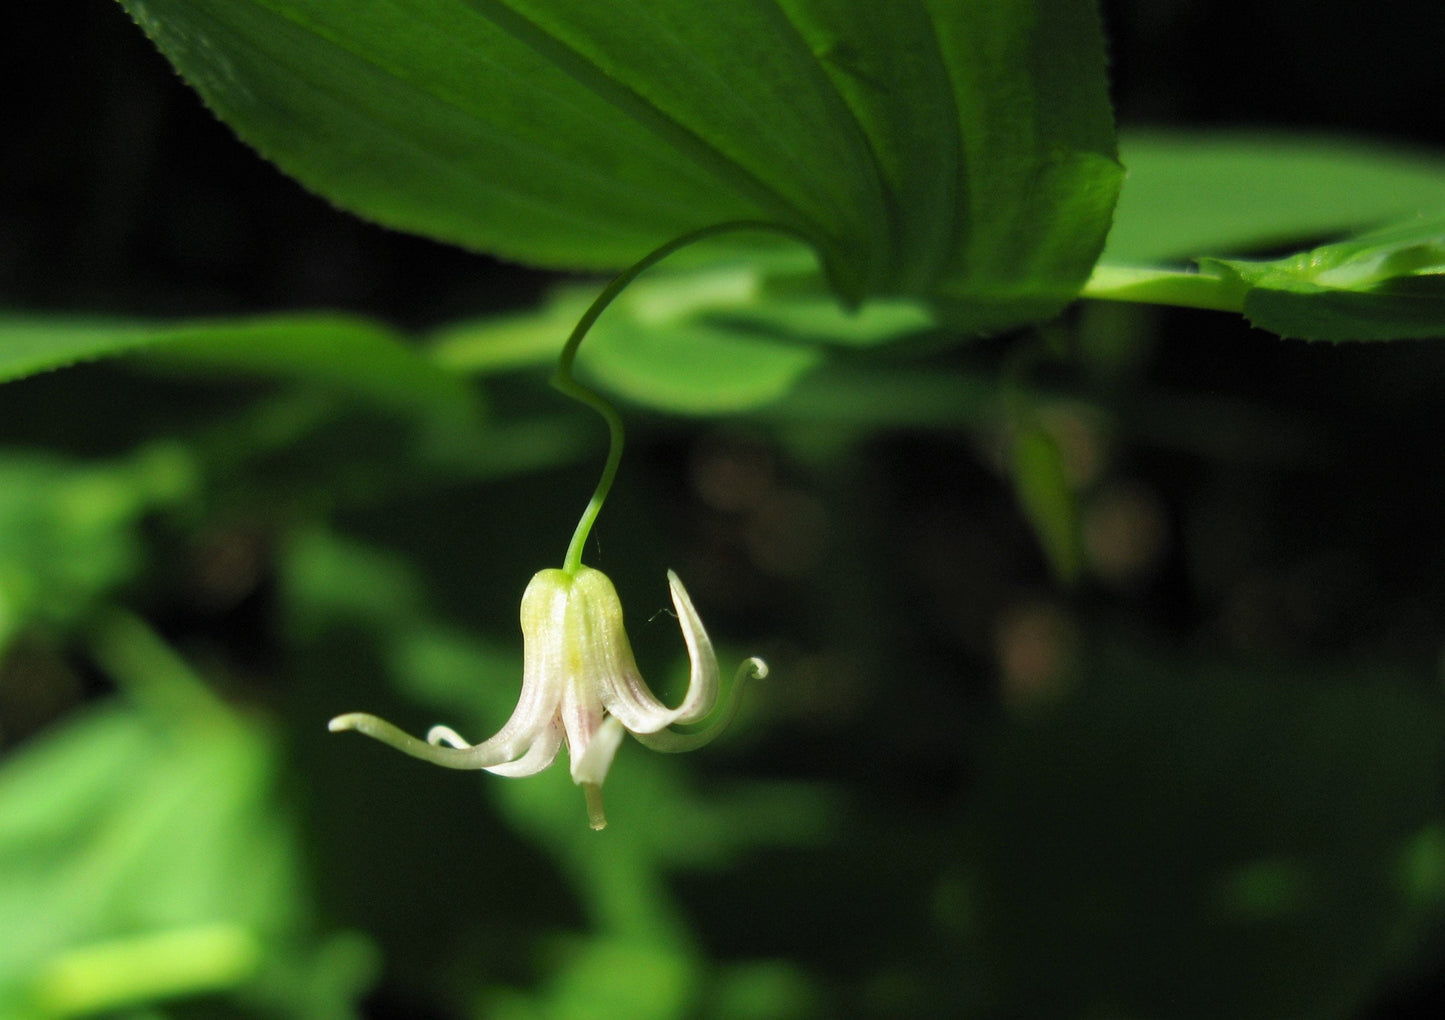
[1088,133,1445,341]
[117,0,1121,331]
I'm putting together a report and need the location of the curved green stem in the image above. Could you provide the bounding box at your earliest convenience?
[554,221,782,574]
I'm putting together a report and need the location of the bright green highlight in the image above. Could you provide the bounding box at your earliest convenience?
[0,610,369,1017]
[28,923,261,1017]
[1082,263,1249,313]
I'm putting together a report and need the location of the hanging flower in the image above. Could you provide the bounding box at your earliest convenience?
[329,567,766,829]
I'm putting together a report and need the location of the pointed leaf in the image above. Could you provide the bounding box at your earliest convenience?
[0,313,477,420]
[1010,425,1082,583]
[1201,216,1445,341]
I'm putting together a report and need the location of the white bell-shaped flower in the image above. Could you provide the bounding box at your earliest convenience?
[329,567,765,829]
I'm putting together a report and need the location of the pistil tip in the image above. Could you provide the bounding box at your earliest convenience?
[583,783,608,830]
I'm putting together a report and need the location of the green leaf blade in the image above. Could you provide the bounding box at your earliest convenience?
[118,1,1122,331]
[122,0,770,268]
[774,0,963,295]
[921,0,1122,329]
[464,0,891,268]
[0,312,478,420]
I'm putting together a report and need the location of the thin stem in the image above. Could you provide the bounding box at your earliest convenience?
[1080,262,1249,313]
[554,221,783,574]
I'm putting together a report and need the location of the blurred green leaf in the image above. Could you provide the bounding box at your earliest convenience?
[527,936,692,1020]
[1009,425,1082,583]
[4,260,934,422]
[1201,215,1445,340]
[433,248,936,414]
[1108,131,1445,262]
[117,0,1121,330]
[0,313,478,423]
[0,616,374,1017]
[0,448,194,656]
[0,706,316,1015]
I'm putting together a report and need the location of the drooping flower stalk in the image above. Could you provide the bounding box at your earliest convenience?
[330,222,775,828]
[552,220,777,574]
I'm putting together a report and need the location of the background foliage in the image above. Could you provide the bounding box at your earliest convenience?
[3,1,1445,1017]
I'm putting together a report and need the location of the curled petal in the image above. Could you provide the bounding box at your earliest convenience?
[595,570,719,733]
[328,712,527,770]
[633,656,768,753]
[331,570,573,771]
[424,720,563,777]
[328,576,569,773]
[427,724,469,749]
[663,569,722,724]
[486,718,563,777]
[573,715,627,787]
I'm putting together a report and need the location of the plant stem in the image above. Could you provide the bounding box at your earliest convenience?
[1080,262,1249,313]
[554,221,779,574]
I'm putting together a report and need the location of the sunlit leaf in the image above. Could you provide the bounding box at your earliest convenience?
[0,616,375,1016]
[0,705,318,1013]
[1108,131,1445,262]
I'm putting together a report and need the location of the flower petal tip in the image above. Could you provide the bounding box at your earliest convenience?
[427,724,469,749]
